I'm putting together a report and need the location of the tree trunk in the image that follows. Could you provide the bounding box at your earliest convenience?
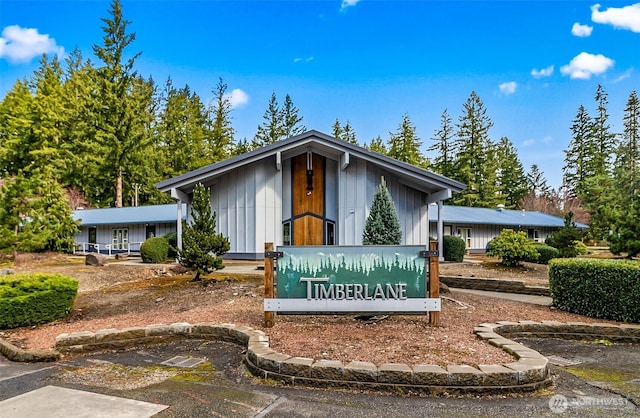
[192,271,202,282]
[116,168,123,208]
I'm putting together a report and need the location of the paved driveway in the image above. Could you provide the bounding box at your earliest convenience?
[1,339,638,417]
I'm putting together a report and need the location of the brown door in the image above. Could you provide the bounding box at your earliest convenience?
[292,152,325,245]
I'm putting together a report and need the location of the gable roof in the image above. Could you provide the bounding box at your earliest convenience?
[73,204,186,226]
[156,130,466,196]
[428,205,588,229]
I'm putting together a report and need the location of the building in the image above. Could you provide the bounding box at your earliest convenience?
[72,204,185,255]
[156,130,466,259]
[429,205,588,253]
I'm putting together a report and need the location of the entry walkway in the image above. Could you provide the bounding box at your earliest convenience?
[450,288,553,306]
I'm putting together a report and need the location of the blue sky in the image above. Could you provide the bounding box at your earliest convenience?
[1,1,639,189]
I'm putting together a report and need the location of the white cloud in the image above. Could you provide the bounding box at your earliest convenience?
[571,22,593,37]
[499,81,517,95]
[522,139,536,147]
[591,3,640,33]
[225,88,249,108]
[560,52,614,79]
[531,65,554,78]
[542,135,553,144]
[340,0,361,11]
[293,56,314,63]
[0,25,64,63]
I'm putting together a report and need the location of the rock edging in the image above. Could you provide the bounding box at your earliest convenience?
[440,276,550,296]
[4,320,638,393]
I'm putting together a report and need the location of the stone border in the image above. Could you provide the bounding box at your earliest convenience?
[3,320,639,393]
[441,276,550,296]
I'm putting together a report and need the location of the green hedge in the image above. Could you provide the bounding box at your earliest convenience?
[549,258,640,322]
[0,273,78,329]
[526,244,559,264]
[141,236,169,263]
[443,235,466,262]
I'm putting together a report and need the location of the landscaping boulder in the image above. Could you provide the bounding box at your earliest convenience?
[0,268,14,276]
[85,253,108,266]
[440,282,451,294]
[115,253,128,260]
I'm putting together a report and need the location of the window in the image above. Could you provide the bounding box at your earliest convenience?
[88,227,97,244]
[326,221,336,245]
[283,222,291,246]
[112,228,129,250]
[146,225,156,239]
[444,225,452,236]
[457,227,472,249]
[527,228,541,242]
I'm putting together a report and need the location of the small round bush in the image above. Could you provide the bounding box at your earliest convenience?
[163,232,178,259]
[443,235,466,262]
[141,237,169,263]
[487,229,538,267]
[529,244,559,264]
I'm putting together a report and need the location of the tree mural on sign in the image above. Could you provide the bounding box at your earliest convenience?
[362,177,402,245]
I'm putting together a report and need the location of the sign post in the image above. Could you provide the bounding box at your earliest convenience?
[429,240,440,326]
[264,242,275,328]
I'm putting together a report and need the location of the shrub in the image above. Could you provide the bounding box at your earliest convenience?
[141,236,169,263]
[526,244,559,264]
[549,258,640,322]
[0,273,78,329]
[163,232,178,259]
[546,212,583,257]
[443,235,466,262]
[487,229,538,267]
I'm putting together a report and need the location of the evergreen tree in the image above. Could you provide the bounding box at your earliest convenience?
[177,183,230,280]
[253,92,283,148]
[526,164,551,197]
[563,104,595,197]
[495,136,528,208]
[332,118,358,144]
[92,0,151,207]
[591,84,617,177]
[280,93,305,138]
[452,91,498,207]
[546,212,584,257]
[387,113,427,168]
[0,79,34,176]
[428,109,457,178]
[616,90,640,186]
[365,135,387,155]
[157,79,210,178]
[208,77,235,161]
[362,178,402,245]
[232,137,252,156]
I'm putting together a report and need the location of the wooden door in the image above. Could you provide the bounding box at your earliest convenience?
[292,152,325,245]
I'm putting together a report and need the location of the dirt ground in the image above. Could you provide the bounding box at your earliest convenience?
[1,253,616,368]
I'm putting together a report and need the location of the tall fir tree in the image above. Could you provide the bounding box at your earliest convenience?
[428,108,457,178]
[332,118,358,144]
[563,104,594,197]
[495,136,528,208]
[252,91,283,148]
[452,91,498,207]
[365,135,387,155]
[208,77,235,161]
[387,113,427,168]
[591,84,617,177]
[177,183,230,280]
[280,93,305,138]
[362,178,402,245]
[92,0,151,207]
[0,79,34,176]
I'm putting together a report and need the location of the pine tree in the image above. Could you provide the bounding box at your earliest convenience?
[92,0,151,207]
[280,93,305,138]
[177,183,230,281]
[591,84,617,177]
[0,79,34,176]
[332,118,358,145]
[387,113,427,168]
[365,135,387,155]
[452,91,497,207]
[428,109,457,178]
[253,92,283,148]
[563,104,594,197]
[208,77,235,161]
[495,136,528,208]
[362,178,402,245]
